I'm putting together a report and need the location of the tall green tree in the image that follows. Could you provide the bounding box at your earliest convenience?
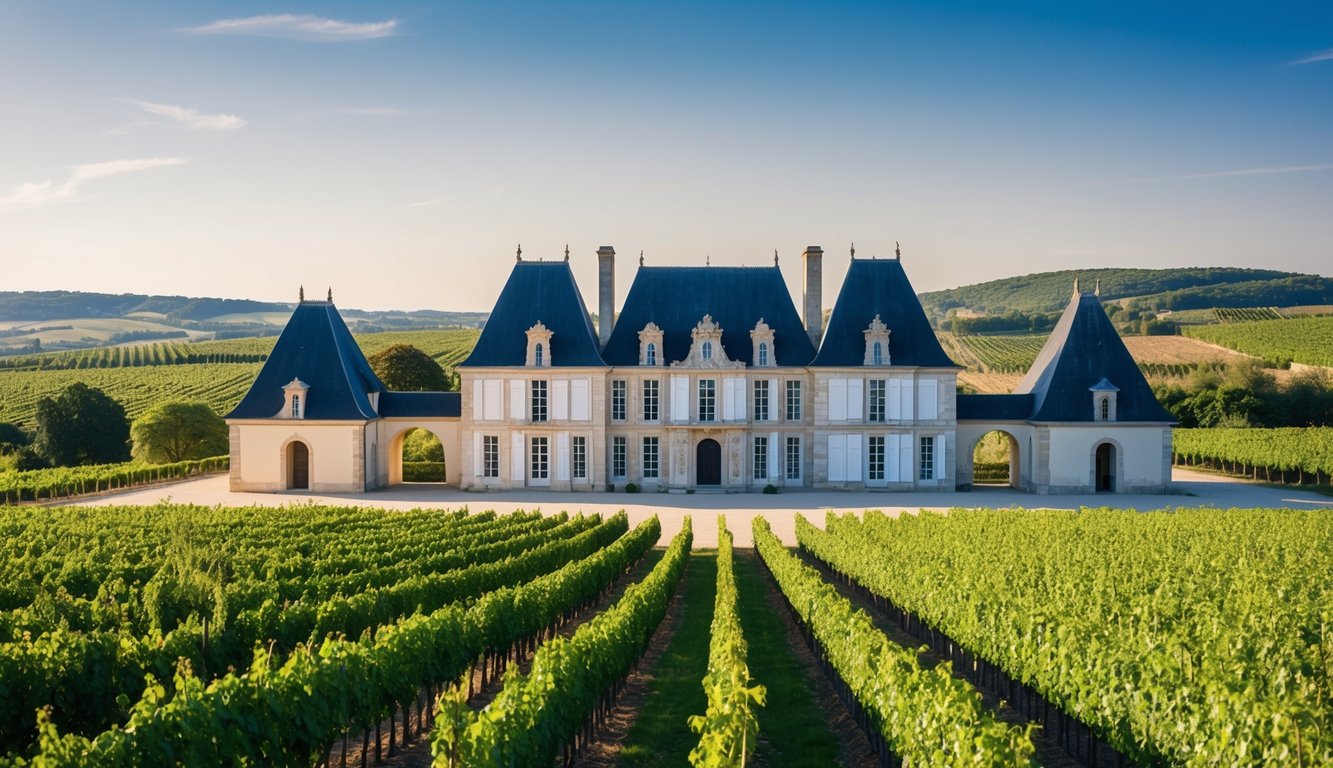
[32,383,130,466]
[368,344,453,391]
[131,401,228,463]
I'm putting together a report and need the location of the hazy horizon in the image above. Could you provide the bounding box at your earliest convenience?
[3,1,1330,313]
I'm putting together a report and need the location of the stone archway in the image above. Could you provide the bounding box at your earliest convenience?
[287,440,310,490]
[696,438,721,486]
[389,427,448,485]
[1095,442,1116,492]
[971,430,1020,489]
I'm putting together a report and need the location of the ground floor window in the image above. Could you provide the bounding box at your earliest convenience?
[642,436,660,479]
[785,436,801,480]
[753,436,768,480]
[612,436,627,478]
[572,436,587,480]
[919,435,935,480]
[868,435,885,481]
[531,436,549,480]
[482,435,499,478]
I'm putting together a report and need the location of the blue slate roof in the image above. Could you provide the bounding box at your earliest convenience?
[601,266,816,366]
[812,259,956,367]
[957,394,1033,421]
[227,301,385,420]
[1016,292,1174,423]
[379,391,460,418]
[460,261,605,367]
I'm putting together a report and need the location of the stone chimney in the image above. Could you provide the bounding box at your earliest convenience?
[597,246,616,347]
[802,245,823,346]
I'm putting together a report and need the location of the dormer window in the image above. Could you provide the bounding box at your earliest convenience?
[863,315,891,366]
[525,321,553,367]
[282,378,310,419]
[702,341,713,360]
[1090,379,1119,421]
[673,315,742,369]
[750,318,775,367]
[638,322,664,366]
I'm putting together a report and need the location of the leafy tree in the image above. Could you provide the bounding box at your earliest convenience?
[130,401,228,463]
[0,422,28,450]
[32,383,130,466]
[368,344,453,391]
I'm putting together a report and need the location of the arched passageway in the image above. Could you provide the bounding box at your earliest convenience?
[394,428,447,483]
[972,430,1020,488]
[1095,442,1116,492]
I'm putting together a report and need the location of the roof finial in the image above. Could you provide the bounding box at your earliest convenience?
[774,249,779,266]
[639,250,644,267]
[1095,279,1101,298]
[850,242,856,260]
[706,254,710,267]
[326,287,332,303]
[895,241,901,260]
[1073,274,1081,296]
[564,244,570,261]
[516,244,522,262]
[299,285,304,302]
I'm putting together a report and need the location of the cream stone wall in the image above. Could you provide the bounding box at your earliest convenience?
[1035,424,1171,493]
[229,421,369,492]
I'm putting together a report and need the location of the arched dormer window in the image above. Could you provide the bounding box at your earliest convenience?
[758,342,768,366]
[646,343,657,366]
[863,315,891,366]
[525,322,553,366]
[750,318,775,367]
[638,322,664,366]
[282,378,309,419]
[701,341,713,360]
[1090,379,1119,421]
[872,341,883,365]
[291,394,301,418]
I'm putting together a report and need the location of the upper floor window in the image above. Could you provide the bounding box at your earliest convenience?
[701,341,713,361]
[785,380,802,421]
[699,379,716,422]
[872,341,883,366]
[753,379,769,421]
[646,343,657,366]
[643,379,660,422]
[531,380,548,422]
[534,343,544,366]
[611,380,627,421]
[291,394,301,419]
[758,342,769,366]
[868,379,886,422]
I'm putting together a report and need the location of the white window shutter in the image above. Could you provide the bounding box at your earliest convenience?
[767,379,777,420]
[510,380,526,421]
[722,379,735,421]
[830,378,847,421]
[887,379,902,420]
[919,378,939,420]
[472,432,483,477]
[847,434,863,482]
[510,432,525,482]
[899,434,913,482]
[847,378,864,421]
[731,379,746,422]
[553,379,570,421]
[901,379,915,422]
[472,383,484,420]
[671,376,689,423]
[571,378,590,421]
[828,435,846,482]
[557,432,570,481]
[768,431,780,479]
[937,433,947,480]
[483,380,503,421]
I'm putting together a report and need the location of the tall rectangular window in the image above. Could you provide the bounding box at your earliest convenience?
[919,436,935,480]
[868,379,886,423]
[611,380,626,421]
[643,379,660,421]
[785,436,801,480]
[642,436,660,479]
[753,436,768,480]
[530,436,549,479]
[785,380,802,421]
[572,436,587,480]
[753,380,769,421]
[612,436,627,478]
[291,395,301,419]
[868,436,885,481]
[482,435,499,478]
[530,380,548,423]
[698,379,716,422]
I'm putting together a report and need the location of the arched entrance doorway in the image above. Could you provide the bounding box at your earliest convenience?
[288,441,309,490]
[972,430,1019,488]
[696,439,721,486]
[394,428,447,484]
[1095,443,1115,492]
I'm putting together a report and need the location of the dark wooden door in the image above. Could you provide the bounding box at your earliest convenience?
[697,439,721,485]
[291,442,310,490]
[1095,443,1113,492]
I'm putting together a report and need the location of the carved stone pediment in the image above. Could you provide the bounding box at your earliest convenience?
[526,321,553,366]
[750,318,776,367]
[638,321,664,366]
[863,314,891,366]
[671,314,745,369]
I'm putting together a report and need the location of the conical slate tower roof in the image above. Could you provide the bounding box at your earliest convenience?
[226,300,385,420]
[812,258,956,367]
[1016,290,1173,422]
[601,265,816,366]
[460,260,605,367]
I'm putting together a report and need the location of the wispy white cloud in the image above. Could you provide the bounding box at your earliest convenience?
[409,198,449,208]
[1289,48,1333,65]
[134,101,247,130]
[0,158,188,212]
[1135,163,1333,183]
[183,14,397,41]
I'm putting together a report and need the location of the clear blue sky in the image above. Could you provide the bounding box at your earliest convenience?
[1,1,1330,311]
